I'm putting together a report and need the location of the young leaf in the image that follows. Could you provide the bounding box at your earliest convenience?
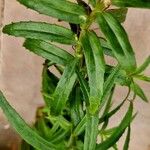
[50,59,78,115]
[99,99,126,124]
[107,8,128,23]
[132,56,150,75]
[112,0,150,9]
[96,102,134,150]
[133,74,150,82]
[17,0,87,24]
[0,91,56,150]
[130,82,148,102]
[3,21,76,45]
[123,126,131,150]
[84,113,99,150]
[23,39,74,66]
[97,12,136,72]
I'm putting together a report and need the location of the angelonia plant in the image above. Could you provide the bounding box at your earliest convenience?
[0,0,150,150]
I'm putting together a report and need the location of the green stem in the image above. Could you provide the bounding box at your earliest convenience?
[75,2,105,58]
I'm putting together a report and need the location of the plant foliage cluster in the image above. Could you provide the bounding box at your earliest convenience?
[0,0,150,150]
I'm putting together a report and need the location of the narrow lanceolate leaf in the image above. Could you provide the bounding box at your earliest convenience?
[96,102,134,150]
[101,65,120,107]
[99,99,126,124]
[76,69,90,104]
[3,22,76,45]
[70,87,84,126]
[0,91,56,150]
[99,38,114,57]
[134,74,150,82]
[81,31,105,102]
[50,59,78,115]
[81,31,105,150]
[17,0,87,24]
[132,56,150,75]
[97,12,136,72]
[23,39,74,66]
[112,0,150,9]
[123,126,131,150]
[107,8,128,23]
[42,65,58,106]
[73,115,86,136]
[84,113,99,150]
[130,82,148,102]
[102,86,115,117]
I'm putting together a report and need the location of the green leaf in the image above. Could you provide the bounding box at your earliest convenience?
[99,38,114,57]
[102,86,115,117]
[133,56,150,75]
[3,21,76,45]
[123,126,131,150]
[107,8,128,23]
[21,140,33,150]
[70,86,84,126]
[81,31,105,150]
[96,102,134,150]
[76,69,90,104]
[50,59,78,115]
[84,113,99,150]
[99,99,126,124]
[73,115,86,136]
[34,117,52,140]
[112,0,150,9]
[42,65,58,106]
[130,82,148,102]
[17,0,87,24]
[0,91,56,150]
[23,39,74,66]
[89,0,96,6]
[82,31,105,98]
[133,74,150,82]
[50,128,69,144]
[97,12,136,72]
[101,65,120,107]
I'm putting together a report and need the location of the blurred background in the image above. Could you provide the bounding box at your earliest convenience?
[0,0,150,149]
